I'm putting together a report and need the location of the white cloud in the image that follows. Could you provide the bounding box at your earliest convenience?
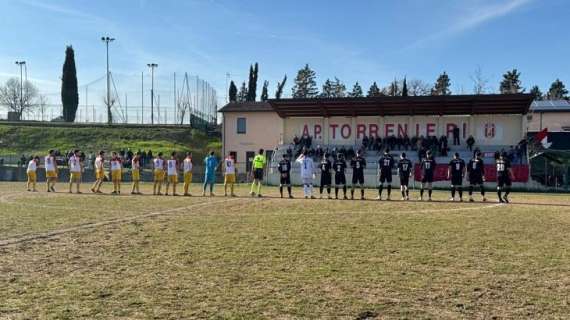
[406,0,534,50]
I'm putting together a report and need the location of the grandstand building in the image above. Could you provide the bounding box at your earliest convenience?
[220,94,535,188]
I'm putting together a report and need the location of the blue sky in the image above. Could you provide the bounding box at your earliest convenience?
[1,0,568,111]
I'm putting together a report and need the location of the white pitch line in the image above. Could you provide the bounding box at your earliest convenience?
[0,197,244,247]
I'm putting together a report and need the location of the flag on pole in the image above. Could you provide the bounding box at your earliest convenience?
[535,128,552,149]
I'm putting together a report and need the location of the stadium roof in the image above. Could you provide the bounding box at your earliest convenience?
[220,94,534,117]
[530,100,570,112]
[218,101,272,113]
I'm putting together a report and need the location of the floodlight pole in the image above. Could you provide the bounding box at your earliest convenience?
[147,63,158,125]
[15,61,26,114]
[101,36,115,124]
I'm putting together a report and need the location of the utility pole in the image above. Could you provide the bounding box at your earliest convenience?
[101,36,115,124]
[174,72,177,124]
[85,85,88,123]
[15,61,25,116]
[141,71,144,124]
[225,72,230,103]
[125,93,128,123]
[147,63,158,124]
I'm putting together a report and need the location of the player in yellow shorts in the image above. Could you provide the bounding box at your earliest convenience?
[131,152,142,195]
[153,152,166,195]
[223,153,237,197]
[91,151,105,193]
[44,150,58,192]
[68,149,82,193]
[183,152,193,196]
[26,156,39,192]
[110,152,123,195]
[165,152,179,196]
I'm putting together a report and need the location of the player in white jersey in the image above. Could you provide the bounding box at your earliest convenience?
[91,151,105,194]
[45,150,58,192]
[165,152,179,196]
[68,149,82,194]
[110,152,123,194]
[223,154,237,197]
[153,153,166,195]
[131,152,142,195]
[296,149,316,199]
[182,152,193,196]
[26,156,39,192]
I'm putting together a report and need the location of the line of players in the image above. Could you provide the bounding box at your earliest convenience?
[25,147,514,203]
[278,148,515,203]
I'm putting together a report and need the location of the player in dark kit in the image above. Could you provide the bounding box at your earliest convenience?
[278,154,293,198]
[447,152,466,201]
[350,150,367,200]
[397,152,413,200]
[419,151,436,201]
[376,149,395,200]
[496,152,514,203]
[333,153,348,200]
[319,153,333,199]
[467,151,486,202]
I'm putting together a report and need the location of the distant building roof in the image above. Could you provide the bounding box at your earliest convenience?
[218,101,272,113]
[219,94,534,117]
[530,100,570,112]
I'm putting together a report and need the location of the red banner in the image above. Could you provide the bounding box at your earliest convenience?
[413,164,529,182]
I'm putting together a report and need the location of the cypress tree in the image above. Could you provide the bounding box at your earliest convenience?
[402,78,408,97]
[275,75,287,99]
[61,46,79,122]
[229,81,238,102]
[260,80,269,101]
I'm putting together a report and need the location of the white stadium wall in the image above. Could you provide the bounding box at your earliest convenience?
[283,114,525,146]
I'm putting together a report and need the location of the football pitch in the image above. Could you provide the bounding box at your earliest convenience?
[0,182,569,319]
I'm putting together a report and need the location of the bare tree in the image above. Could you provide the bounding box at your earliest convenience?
[470,66,489,95]
[0,78,40,120]
[102,95,116,123]
[34,94,48,121]
[408,79,431,96]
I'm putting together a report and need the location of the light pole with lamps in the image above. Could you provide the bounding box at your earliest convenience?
[15,61,26,117]
[101,36,115,124]
[147,63,158,125]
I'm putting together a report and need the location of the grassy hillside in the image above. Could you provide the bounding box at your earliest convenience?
[0,123,221,159]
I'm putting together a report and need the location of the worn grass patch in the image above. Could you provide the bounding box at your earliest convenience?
[0,182,569,319]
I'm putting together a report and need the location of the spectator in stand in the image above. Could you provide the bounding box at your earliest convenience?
[439,136,446,156]
[418,146,426,161]
[375,136,382,151]
[410,136,418,151]
[402,135,410,151]
[315,145,323,159]
[466,135,475,152]
[362,134,369,150]
[416,136,424,152]
[453,126,461,146]
[293,135,300,146]
[395,136,402,150]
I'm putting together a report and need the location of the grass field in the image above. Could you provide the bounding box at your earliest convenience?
[0,181,569,319]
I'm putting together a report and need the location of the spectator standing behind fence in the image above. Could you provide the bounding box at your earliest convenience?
[453,126,461,146]
[466,135,475,152]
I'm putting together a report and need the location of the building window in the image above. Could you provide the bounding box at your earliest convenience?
[237,117,246,134]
